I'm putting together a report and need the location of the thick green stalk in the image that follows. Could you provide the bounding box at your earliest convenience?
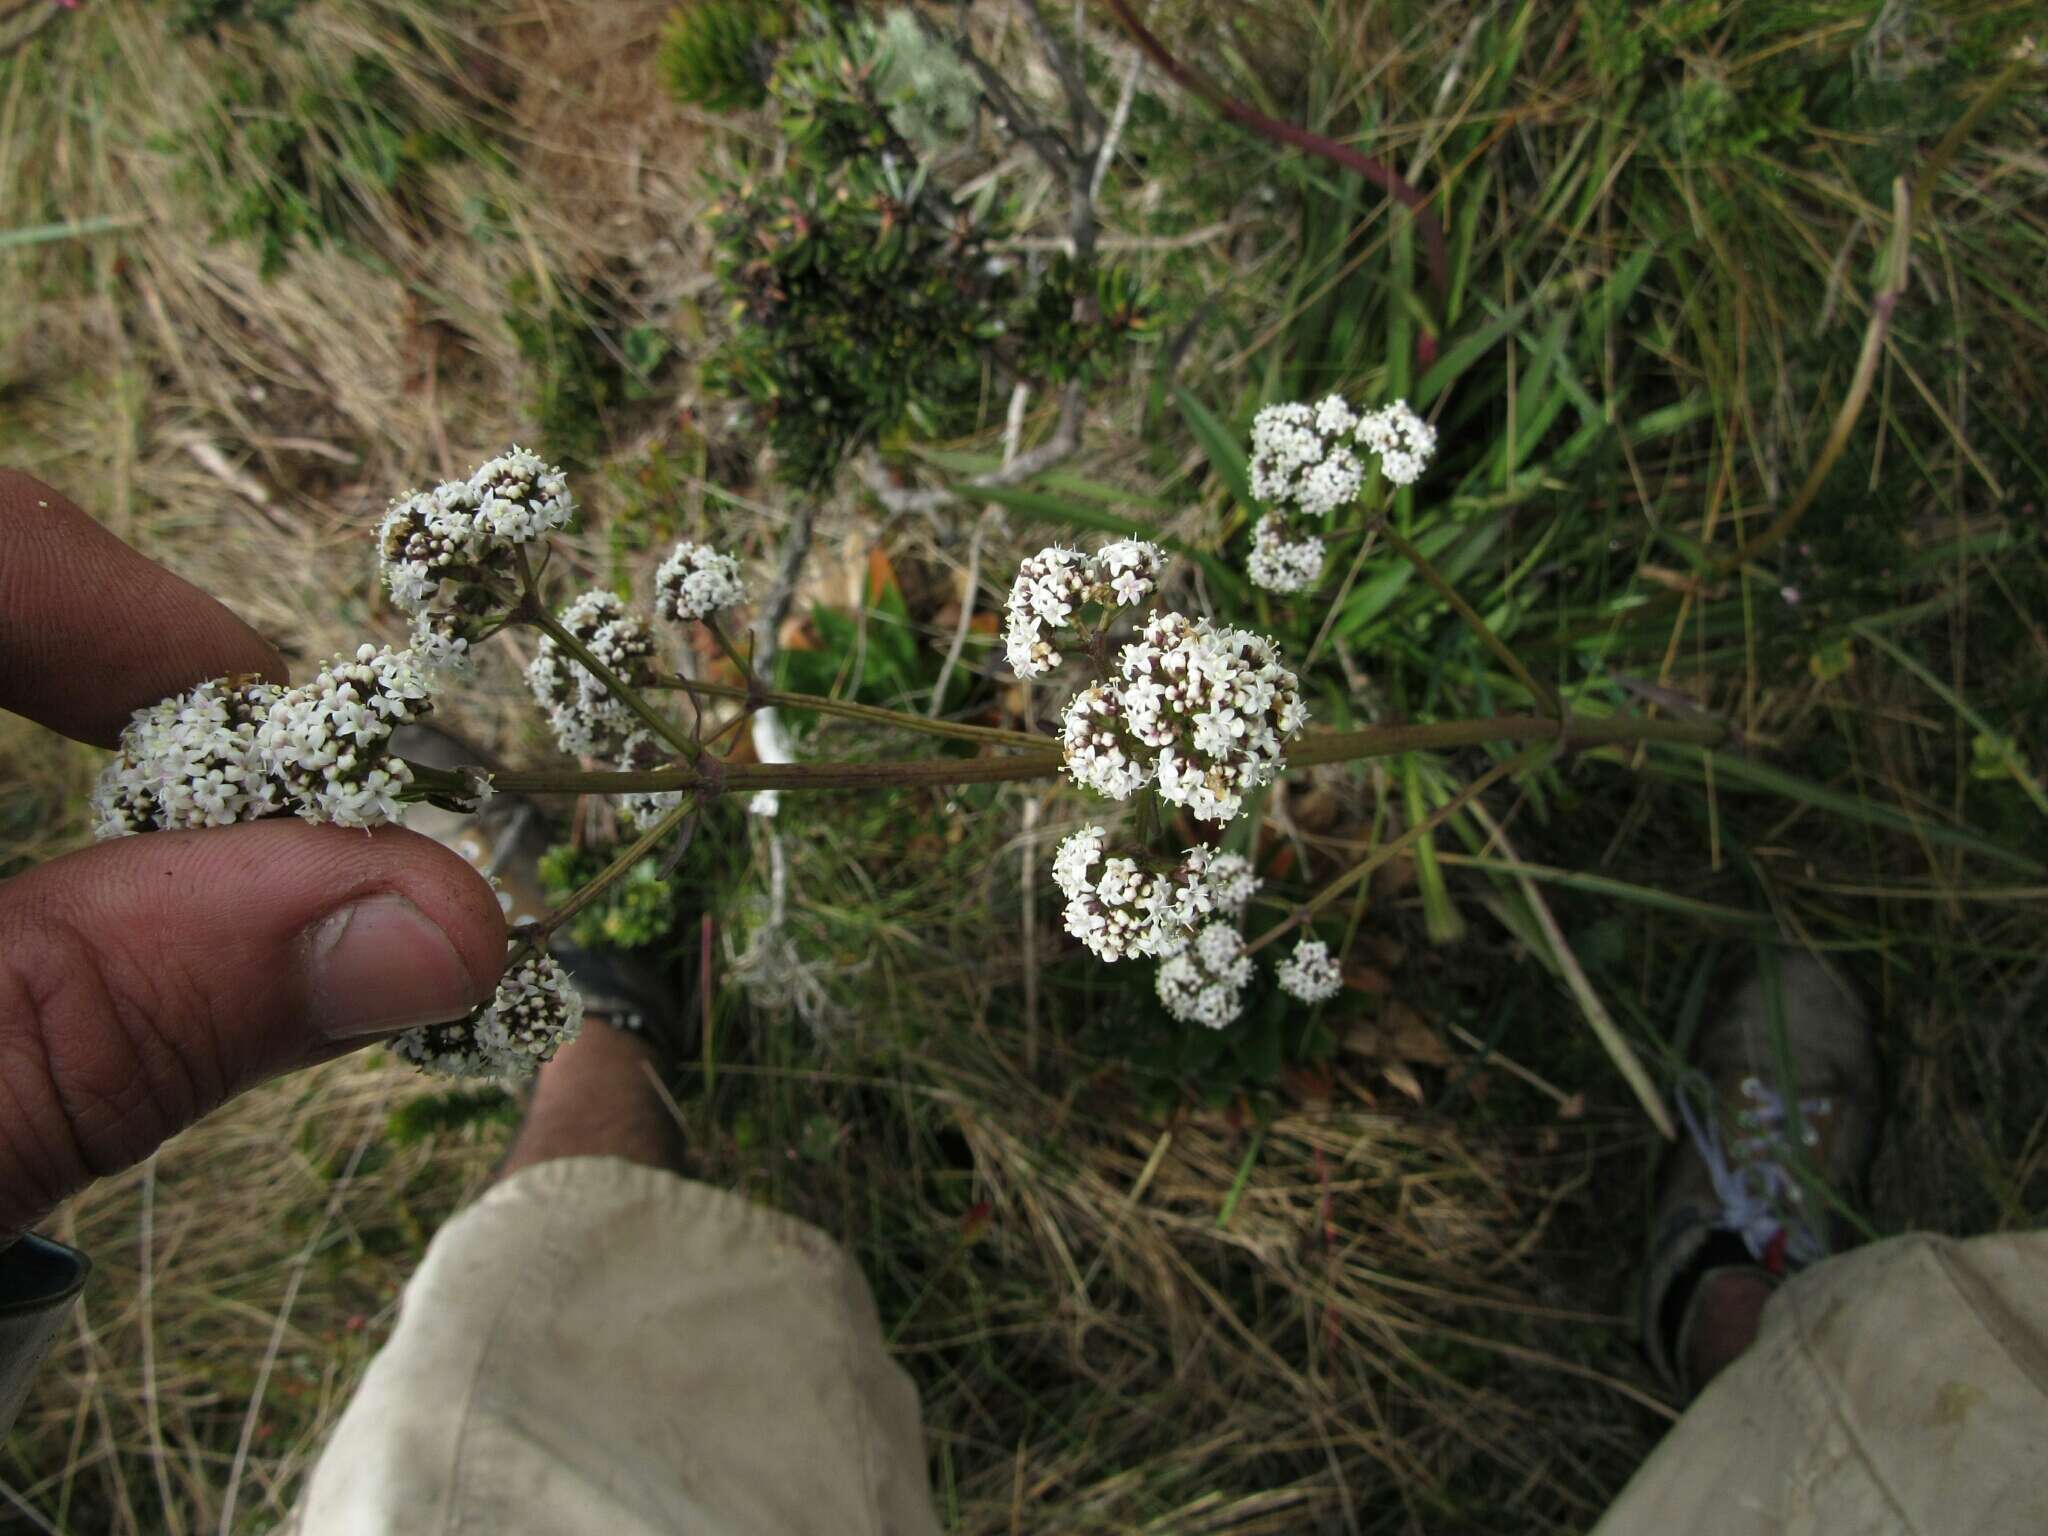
[648,674,1045,750]
[421,712,1729,800]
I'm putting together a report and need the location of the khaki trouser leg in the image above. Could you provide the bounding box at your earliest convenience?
[1595,1232,2048,1536]
[296,1156,942,1536]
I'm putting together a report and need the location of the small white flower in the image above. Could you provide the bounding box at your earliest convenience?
[527,590,660,760]
[1297,447,1363,517]
[261,644,435,829]
[1003,541,1166,679]
[469,447,575,544]
[1274,936,1344,1004]
[378,447,575,627]
[92,677,286,839]
[1312,393,1359,438]
[393,952,584,1079]
[1059,613,1306,824]
[1091,540,1165,607]
[655,541,748,624]
[1052,827,1221,963]
[1246,516,1326,593]
[1003,546,1092,679]
[1201,851,1259,915]
[1156,920,1252,1029]
[408,613,473,677]
[1354,400,1436,486]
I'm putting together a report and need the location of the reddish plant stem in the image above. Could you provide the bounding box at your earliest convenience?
[1099,0,1448,312]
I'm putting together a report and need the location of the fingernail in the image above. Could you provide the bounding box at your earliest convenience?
[305,894,482,1039]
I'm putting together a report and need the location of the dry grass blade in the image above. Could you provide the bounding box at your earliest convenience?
[1466,800,1676,1140]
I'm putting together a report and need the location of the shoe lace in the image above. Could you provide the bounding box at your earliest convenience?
[1676,1072,1832,1271]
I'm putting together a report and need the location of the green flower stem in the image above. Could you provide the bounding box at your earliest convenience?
[480,754,1065,795]
[647,674,1045,750]
[520,795,700,946]
[518,596,703,764]
[424,711,1730,800]
[1376,521,1564,718]
[702,615,757,688]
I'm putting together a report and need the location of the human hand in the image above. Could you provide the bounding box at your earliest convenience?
[0,471,506,1240]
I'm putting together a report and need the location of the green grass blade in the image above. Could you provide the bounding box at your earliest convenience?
[1653,749,2044,874]
[1172,385,1254,513]
[0,213,145,250]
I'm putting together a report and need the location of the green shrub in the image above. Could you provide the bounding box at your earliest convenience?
[697,6,1156,490]
[658,0,790,112]
[504,273,675,469]
[539,844,681,951]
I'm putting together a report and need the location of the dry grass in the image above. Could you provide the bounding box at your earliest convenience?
[4,1061,511,1535]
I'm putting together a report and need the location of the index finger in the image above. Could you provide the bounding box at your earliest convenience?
[0,470,287,748]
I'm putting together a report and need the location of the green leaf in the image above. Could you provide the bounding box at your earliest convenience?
[1171,385,1254,513]
[0,214,146,251]
[1656,749,2044,875]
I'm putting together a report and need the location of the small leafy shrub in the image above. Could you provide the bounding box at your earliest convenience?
[539,845,681,952]
[503,273,675,469]
[658,0,790,113]
[695,5,1159,490]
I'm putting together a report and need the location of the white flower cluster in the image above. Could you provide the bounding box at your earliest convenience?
[655,541,748,625]
[1355,399,1437,487]
[1156,921,1254,1029]
[261,644,435,828]
[1274,935,1344,1003]
[526,590,659,758]
[1003,540,1165,679]
[94,646,437,840]
[615,729,686,832]
[1051,826,1228,962]
[1246,516,1326,594]
[392,952,585,1079]
[1152,849,1260,1029]
[1244,395,1438,593]
[1062,613,1307,824]
[379,447,575,673]
[91,677,285,839]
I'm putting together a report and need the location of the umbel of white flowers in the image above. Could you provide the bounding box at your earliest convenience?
[1245,394,1438,594]
[379,446,577,673]
[1063,612,1307,825]
[91,446,753,1080]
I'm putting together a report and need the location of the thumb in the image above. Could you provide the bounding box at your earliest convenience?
[0,819,506,1237]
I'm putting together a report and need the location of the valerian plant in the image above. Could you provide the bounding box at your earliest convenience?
[91,417,1732,1097]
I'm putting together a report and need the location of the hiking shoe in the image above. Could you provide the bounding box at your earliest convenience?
[1640,952,1880,1399]
[392,724,696,1065]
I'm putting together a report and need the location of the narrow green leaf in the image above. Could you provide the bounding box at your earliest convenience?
[1654,749,2043,874]
[1172,386,1254,513]
[0,213,146,251]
